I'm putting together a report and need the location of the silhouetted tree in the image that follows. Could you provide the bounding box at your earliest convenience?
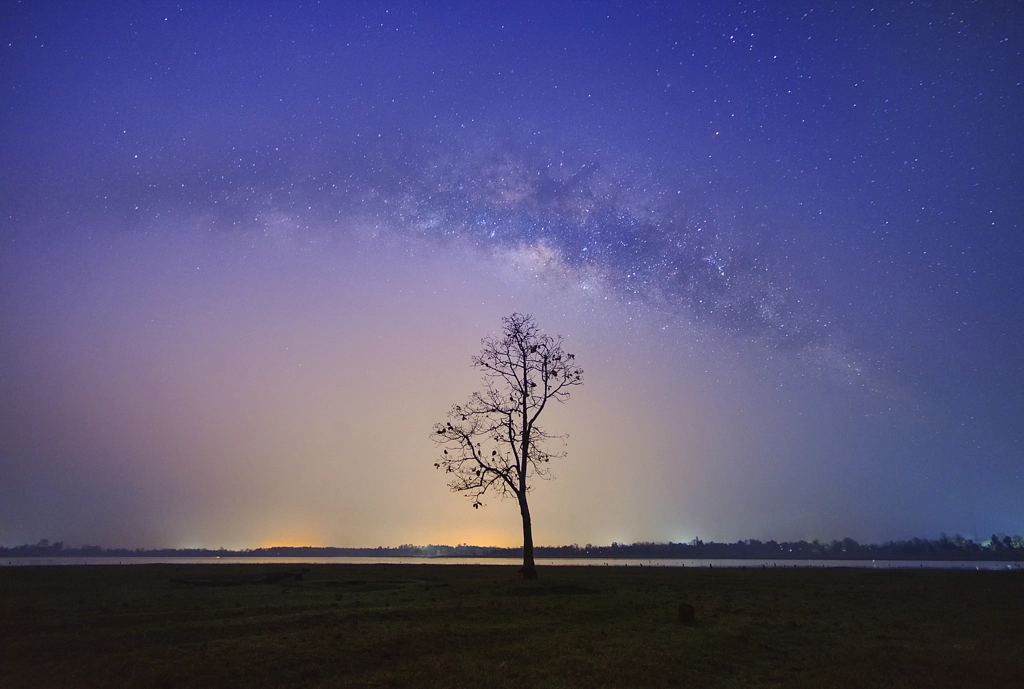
[433,313,583,579]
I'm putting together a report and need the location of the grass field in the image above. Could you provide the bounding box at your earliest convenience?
[2,563,1022,688]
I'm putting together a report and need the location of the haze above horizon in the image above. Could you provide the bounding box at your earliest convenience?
[1,2,1021,550]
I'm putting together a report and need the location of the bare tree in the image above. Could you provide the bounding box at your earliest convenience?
[433,313,584,579]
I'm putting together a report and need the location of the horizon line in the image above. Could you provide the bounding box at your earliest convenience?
[6,533,1023,553]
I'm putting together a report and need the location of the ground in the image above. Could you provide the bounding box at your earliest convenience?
[1,563,1022,688]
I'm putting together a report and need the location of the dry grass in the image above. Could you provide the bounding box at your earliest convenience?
[2,563,1022,688]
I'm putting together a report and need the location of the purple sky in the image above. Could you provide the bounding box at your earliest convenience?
[2,2,1022,548]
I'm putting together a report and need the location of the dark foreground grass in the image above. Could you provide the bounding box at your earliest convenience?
[1,563,1022,688]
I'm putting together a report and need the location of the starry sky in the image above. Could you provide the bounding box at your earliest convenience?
[1,1,1022,549]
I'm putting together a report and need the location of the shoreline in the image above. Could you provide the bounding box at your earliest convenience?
[4,555,1022,569]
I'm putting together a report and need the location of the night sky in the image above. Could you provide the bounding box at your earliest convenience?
[2,2,1021,549]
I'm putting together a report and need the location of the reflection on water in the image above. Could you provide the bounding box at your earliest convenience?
[2,556,1021,569]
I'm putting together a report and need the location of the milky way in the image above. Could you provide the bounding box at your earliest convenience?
[1,2,1021,548]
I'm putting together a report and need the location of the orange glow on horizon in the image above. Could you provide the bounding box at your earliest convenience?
[255,528,325,549]
[250,525,523,550]
[428,526,522,548]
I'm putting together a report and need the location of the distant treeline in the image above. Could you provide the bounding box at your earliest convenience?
[4,534,1024,560]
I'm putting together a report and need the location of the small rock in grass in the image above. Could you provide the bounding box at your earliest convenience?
[677,602,696,624]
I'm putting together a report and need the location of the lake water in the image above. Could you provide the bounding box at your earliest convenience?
[2,556,1021,570]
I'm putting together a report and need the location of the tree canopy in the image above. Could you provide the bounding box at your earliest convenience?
[433,313,583,578]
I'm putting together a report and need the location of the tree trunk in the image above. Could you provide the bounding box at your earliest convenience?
[519,495,538,580]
